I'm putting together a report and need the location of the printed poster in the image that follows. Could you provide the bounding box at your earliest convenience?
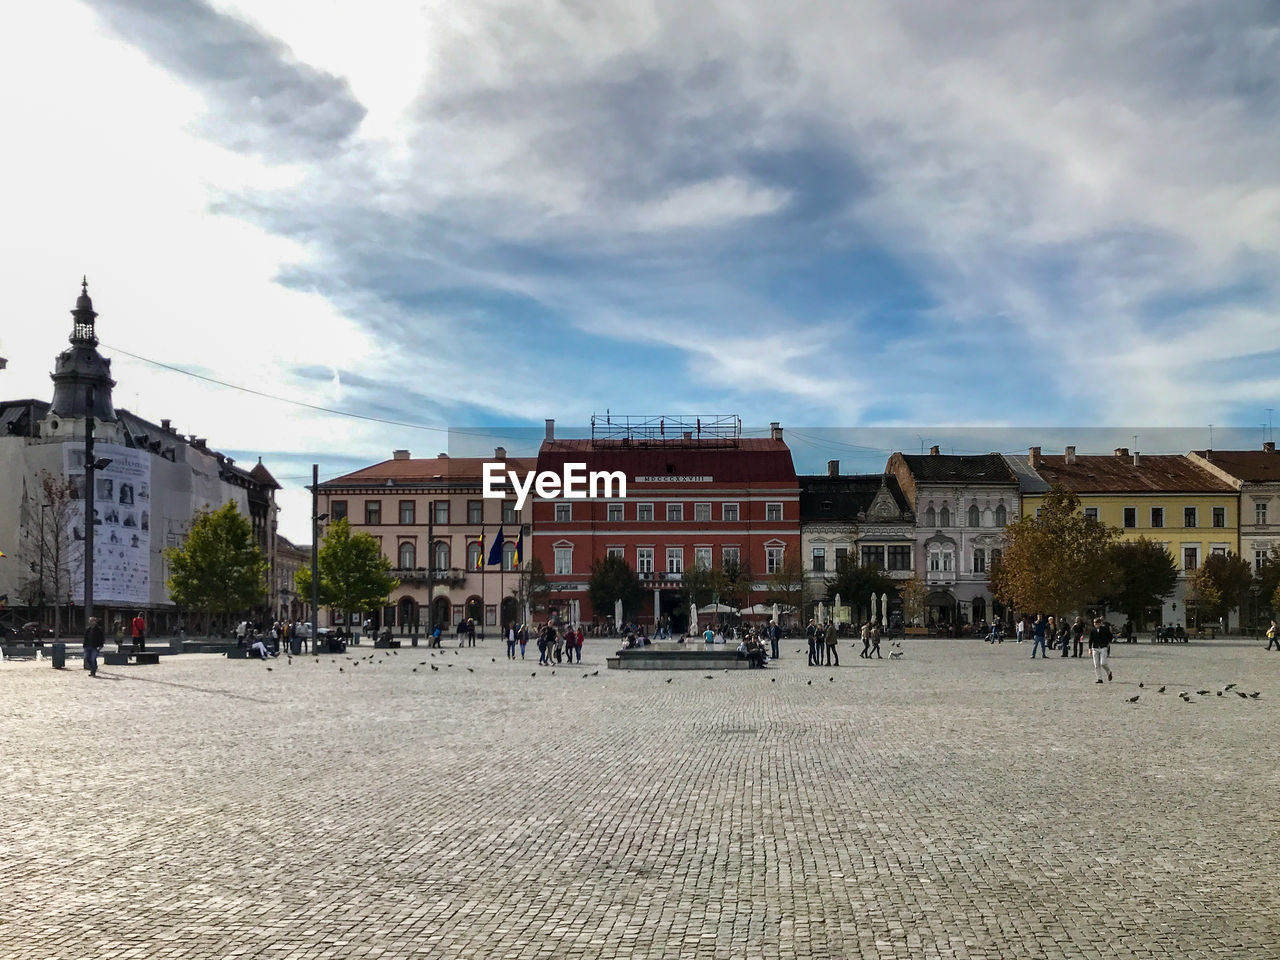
[65,441,151,607]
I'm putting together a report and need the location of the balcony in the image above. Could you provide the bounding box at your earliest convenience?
[391,567,469,588]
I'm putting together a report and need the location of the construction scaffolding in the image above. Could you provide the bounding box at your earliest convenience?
[589,414,741,447]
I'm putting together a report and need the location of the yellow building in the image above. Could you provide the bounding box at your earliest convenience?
[1020,446,1238,627]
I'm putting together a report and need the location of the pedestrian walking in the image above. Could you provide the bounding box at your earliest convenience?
[1057,618,1071,658]
[1016,617,1025,644]
[1031,614,1048,658]
[518,623,528,659]
[860,621,871,659]
[1070,615,1085,658]
[131,611,147,653]
[467,619,477,647]
[769,620,781,661]
[869,622,882,659]
[506,622,518,659]
[824,621,839,666]
[806,618,819,665]
[1089,616,1113,683]
[574,626,585,663]
[83,616,105,677]
[1046,615,1058,650]
[1266,620,1279,651]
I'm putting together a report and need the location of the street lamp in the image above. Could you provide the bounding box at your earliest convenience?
[310,461,326,653]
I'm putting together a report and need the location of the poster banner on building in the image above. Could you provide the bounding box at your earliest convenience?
[64,442,151,606]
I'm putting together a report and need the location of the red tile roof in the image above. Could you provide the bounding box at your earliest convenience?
[324,456,537,485]
[1191,450,1280,483]
[1034,454,1233,493]
[537,438,796,484]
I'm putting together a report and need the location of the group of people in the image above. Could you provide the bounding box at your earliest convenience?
[989,613,1116,682]
[526,622,584,664]
[804,619,883,666]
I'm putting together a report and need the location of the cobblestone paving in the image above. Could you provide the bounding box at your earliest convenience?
[2,637,1279,959]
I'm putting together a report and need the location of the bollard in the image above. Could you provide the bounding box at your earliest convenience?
[52,642,67,670]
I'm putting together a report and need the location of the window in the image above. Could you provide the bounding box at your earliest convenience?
[942,551,954,572]
[765,546,784,574]
[835,546,848,565]
[637,503,654,522]
[991,548,1002,565]
[861,545,885,569]
[332,500,348,522]
[968,505,981,527]
[636,548,654,574]
[694,546,712,570]
[433,501,449,524]
[605,502,623,522]
[1084,507,1099,522]
[1184,507,1197,528]
[1035,508,1043,521]
[722,547,740,567]
[399,500,415,525]
[994,504,1007,526]
[467,540,483,570]
[811,547,826,573]
[1183,545,1198,570]
[485,605,497,627]
[1212,506,1225,528]
[433,541,450,570]
[365,500,381,525]
[973,548,986,573]
[1257,502,1269,526]
[503,542,518,570]
[1256,550,1268,572]
[1123,507,1136,528]
[1151,507,1164,528]
[928,551,941,572]
[924,506,936,526]
[554,547,573,575]
[1211,545,1227,557]
[887,545,912,571]
[468,500,484,524]
[606,546,624,561]
[666,547,683,574]
[667,503,683,522]
[398,542,415,568]
[939,507,951,527]
[694,502,711,523]
[555,503,571,523]
[502,501,517,524]
[766,502,782,522]
[722,503,739,522]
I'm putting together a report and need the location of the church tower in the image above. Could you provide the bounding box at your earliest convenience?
[44,279,122,441]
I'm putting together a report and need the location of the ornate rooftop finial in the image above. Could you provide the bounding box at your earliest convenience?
[71,276,99,345]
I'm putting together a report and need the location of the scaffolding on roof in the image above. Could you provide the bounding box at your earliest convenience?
[589,414,741,447]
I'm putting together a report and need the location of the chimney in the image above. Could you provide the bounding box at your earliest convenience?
[392,449,410,461]
[1064,445,1075,465]
[1028,446,1040,466]
[545,418,555,441]
[682,431,692,440]
[770,422,783,441]
[827,459,840,477]
[494,446,507,459]
[930,444,941,456]
[161,419,171,431]
[1113,447,1129,458]
[1265,441,1275,454]
[437,452,449,459]
[1133,451,1141,467]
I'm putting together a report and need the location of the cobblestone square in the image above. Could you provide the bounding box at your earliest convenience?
[2,638,1278,959]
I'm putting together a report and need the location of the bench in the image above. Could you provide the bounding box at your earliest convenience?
[103,650,160,665]
[608,646,757,670]
[226,648,251,659]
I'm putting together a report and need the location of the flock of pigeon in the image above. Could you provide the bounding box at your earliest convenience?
[1124,681,1263,704]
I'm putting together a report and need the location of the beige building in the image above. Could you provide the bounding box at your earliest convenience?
[317,448,534,635]
[274,534,310,621]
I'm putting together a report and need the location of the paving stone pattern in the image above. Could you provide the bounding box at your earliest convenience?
[2,638,1278,959]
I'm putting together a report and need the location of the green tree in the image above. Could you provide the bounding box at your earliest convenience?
[826,555,896,623]
[166,501,267,634]
[899,575,929,627]
[586,554,644,618]
[717,557,754,612]
[680,562,719,610]
[764,549,807,617]
[510,556,551,622]
[295,518,398,625]
[1188,552,1253,624]
[1103,538,1179,628]
[990,485,1118,616]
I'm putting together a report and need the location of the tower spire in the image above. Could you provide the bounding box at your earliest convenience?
[71,276,98,345]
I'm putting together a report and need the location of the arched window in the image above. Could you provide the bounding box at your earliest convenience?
[924,506,937,527]
[433,541,450,570]
[968,505,981,527]
[467,540,483,570]
[939,506,951,527]
[398,541,415,569]
[995,504,1007,526]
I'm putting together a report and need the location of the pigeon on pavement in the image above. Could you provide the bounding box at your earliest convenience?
[1125,695,1139,703]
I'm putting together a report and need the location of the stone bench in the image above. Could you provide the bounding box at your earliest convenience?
[608,647,756,670]
[103,650,160,666]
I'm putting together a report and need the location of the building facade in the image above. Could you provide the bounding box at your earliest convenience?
[1187,444,1280,576]
[531,418,800,630]
[274,534,310,622]
[886,448,1019,627]
[1024,446,1238,626]
[317,448,535,634]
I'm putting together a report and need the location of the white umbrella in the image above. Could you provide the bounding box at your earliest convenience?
[615,598,623,633]
[689,601,697,634]
[772,602,779,624]
[699,603,735,613]
[881,592,889,629]
[817,601,825,624]
[869,593,877,623]
[833,593,842,622]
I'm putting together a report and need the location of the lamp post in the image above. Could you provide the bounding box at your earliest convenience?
[82,386,112,631]
[309,463,327,654]
[38,502,49,629]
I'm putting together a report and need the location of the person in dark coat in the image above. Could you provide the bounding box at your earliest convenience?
[83,617,105,677]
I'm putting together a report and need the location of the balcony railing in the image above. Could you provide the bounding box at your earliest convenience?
[391,566,470,588]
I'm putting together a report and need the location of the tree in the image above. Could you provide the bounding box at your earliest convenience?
[510,556,551,622]
[680,562,719,610]
[764,550,807,618]
[1187,552,1252,625]
[717,557,753,612]
[166,501,267,634]
[899,575,928,627]
[586,554,643,619]
[826,555,896,623]
[295,518,398,626]
[1103,538,1178,627]
[15,472,82,639]
[990,484,1117,616]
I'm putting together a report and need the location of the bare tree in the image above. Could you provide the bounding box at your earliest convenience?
[16,472,83,639]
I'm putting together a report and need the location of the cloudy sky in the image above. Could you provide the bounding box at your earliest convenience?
[2,0,1278,541]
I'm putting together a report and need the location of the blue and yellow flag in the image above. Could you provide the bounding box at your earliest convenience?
[487,529,505,566]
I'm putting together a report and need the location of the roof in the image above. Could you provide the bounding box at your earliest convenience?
[536,437,796,485]
[249,459,281,489]
[1002,454,1051,494]
[1190,449,1280,483]
[0,399,49,437]
[1034,454,1234,493]
[894,453,1018,485]
[325,455,538,486]
[798,474,910,521]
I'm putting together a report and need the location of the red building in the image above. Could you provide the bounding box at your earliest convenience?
[531,417,799,629]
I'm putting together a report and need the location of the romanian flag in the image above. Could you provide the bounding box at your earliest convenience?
[474,535,484,569]
[513,532,523,566]
[487,529,505,566]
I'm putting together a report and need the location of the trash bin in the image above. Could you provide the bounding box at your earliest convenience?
[52,642,66,670]
[290,637,302,655]
[411,635,418,647]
